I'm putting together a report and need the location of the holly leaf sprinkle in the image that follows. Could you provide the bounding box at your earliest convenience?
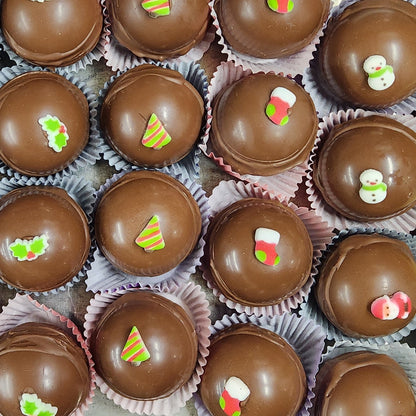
[20,393,58,416]
[9,242,28,260]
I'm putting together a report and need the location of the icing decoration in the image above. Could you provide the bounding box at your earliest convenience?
[141,0,171,17]
[135,215,165,252]
[219,377,251,416]
[141,113,172,150]
[371,291,412,320]
[9,234,49,261]
[363,55,395,91]
[121,326,150,365]
[254,228,281,266]
[38,115,69,152]
[20,393,58,416]
[267,0,294,13]
[266,87,296,126]
[359,169,387,204]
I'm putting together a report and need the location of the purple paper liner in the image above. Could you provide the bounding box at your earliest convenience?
[85,167,210,292]
[194,312,326,416]
[299,227,416,346]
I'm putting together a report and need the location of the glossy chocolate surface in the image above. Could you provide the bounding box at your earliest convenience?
[108,0,210,60]
[101,65,204,168]
[315,234,416,338]
[207,198,313,306]
[319,0,416,108]
[94,170,201,276]
[0,71,90,176]
[200,323,307,416]
[0,186,90,292]
[211,73,318,176]
[90,291,198,400]
[215,0,330,58]
[313,351,416,416]
[0,322,90,416]
[314,115,416,221]
[1,0,103,67]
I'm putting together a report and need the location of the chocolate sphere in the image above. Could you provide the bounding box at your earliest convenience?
[313,115,416,221]
[315,234,416,338]
[101,65,204,168]
[200,323,307,416]
[0,186,91,292]
[313,351,416,416]
[211,73,318,176]
[107,0,210,60]
[0,71,90,176]
[319,0,416,108]
[94,171,201,277]
[90,291,198,400]
[215,0,330,59]
[0,322,91,416]
[207,198,313,307]
[1,0,103,67]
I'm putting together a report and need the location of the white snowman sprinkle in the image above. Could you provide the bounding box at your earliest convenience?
[359,168,387,204]
[363,55,395,91]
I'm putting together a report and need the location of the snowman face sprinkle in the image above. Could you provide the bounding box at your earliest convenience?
[363,55,395,91]
[359,168,387,204]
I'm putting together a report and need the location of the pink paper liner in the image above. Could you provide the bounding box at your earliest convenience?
[0,293,96,416]
[83,281,211,415]
[102,0,215,72]
[0,0,106,73]
[85,167,210,292]
[209,0,329,76]
[194,312,326,416]
[299,227,416,346]
[306,108,416,233]
[0,65,101,181]
[0,175,96,295]
[199,61,312,200]
[200,179,334,317]
[303,0,416,118]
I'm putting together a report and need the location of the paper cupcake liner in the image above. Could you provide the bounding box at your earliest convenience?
[209,0,329,76]
[199,61,312,200]
[98,60,209,181]
[194,312,326,416]
[102,0,215,72]
[83,281,211,415]
[0,174,96,295]
[303,0,416,118]
[200,179,334,317]
[0,65,101,180]
[299,227,416,346]
[86,167,210,292]
[306,108,416,233]
[0,0,106,73]
[0,293,96,416]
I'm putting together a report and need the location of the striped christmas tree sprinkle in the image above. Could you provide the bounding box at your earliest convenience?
[121,326,150,364]
[135,215,165,252]
[141,113,172,150]
[141,0,171,18]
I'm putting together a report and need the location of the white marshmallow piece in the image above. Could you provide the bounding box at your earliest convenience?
[224,376,251,401]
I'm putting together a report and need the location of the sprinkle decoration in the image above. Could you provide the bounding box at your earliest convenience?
[141,0,171,17]
[219,377,251,416]
[141,113,172,150]
[371,291,412,320]
[20,393,58,416]
[121,326,151,364]
[254,228,281,266]
[359,169,387,205]
[38,114,69,152]
[267,0,294,13]
[9,234,49,261]
[266,87,296,126]
[363,55,395,91]
[135,215,165,252]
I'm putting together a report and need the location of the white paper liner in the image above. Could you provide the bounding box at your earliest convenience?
[194,312,326,416]
[83,281,211,415]
[299,227,416,346]
[200,179,334,316]
[102,0,215,72]
[98,60,209,181]
[306,108,416,233]
[209,0,329,76]
[86,167,210,292]
[0,293,96,416]
[0,65,101,180]
[303,0,416,118]
[0,175,96,295]
[0,0,106,73]
[199,61,312,200]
